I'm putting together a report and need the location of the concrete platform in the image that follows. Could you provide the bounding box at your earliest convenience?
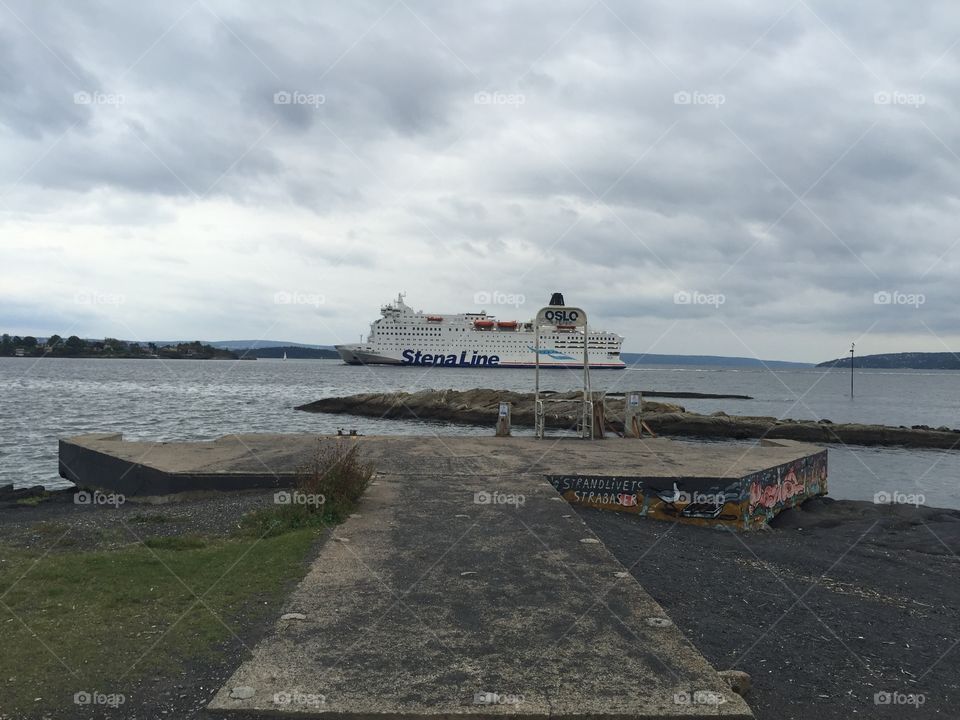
[58,433,826,528]
[207,467,754,718]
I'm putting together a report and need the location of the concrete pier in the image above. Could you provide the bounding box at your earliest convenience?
[207,462,754,718]
[59,433,826,528]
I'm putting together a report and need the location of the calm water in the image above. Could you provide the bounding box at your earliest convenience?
[1,358,958,509]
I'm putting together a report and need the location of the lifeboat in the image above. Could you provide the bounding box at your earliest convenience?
[557,324,577,331]
[426,315,443,322]
[497,320,518,329]
[474,319,495,329]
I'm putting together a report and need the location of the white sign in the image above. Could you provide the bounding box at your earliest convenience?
[535,306,587,327]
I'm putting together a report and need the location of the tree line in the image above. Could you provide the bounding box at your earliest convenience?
[0,335,237,359]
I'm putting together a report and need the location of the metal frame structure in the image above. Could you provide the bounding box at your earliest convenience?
[533,306,593,439]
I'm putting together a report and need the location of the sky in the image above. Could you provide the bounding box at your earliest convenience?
[1,0,958,363]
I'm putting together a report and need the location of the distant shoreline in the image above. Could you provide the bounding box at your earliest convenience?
[818,351,960,370]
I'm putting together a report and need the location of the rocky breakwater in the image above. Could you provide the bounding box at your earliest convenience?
[296,389,960,449]
[296,388,684,429]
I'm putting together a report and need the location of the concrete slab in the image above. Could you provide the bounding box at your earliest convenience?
[208,467,753,718]
[59,434,826,528]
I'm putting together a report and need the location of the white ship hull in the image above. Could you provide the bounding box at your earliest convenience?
[336,294,626,369]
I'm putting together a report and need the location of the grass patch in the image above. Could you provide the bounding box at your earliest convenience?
[128,512,170,524]
[0,529,316,716]
[143,535,207,550]
[32,521,70,536]
[238,440,373,538]
[16,494,48,507]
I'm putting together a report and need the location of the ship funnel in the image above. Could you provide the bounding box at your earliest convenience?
[549,292,565,306]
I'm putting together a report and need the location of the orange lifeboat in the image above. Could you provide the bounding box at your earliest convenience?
[426,315,443,322]
[557,324,577,331]
[497,320,518,329]
[474,319,495,329]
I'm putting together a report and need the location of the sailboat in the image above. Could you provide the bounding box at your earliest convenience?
[282,351,288,361]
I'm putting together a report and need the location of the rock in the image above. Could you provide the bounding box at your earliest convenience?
[280,612,307,621]
[1,485,48,504]
[229,686,256,700]
[718,670,751,696]
[644,617,673,627]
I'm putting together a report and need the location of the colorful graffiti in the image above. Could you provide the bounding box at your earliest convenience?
[743,450,828,525]
[546,449,828,530]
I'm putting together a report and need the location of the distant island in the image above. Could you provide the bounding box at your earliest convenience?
[1,335,237,359]
[0,335,342,360]
[620,353,812,369]
[817,352,960,370]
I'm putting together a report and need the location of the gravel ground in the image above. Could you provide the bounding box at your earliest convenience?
[575,497,960,720]
[0,488,280,552]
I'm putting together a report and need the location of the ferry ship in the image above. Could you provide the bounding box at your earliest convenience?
[335,293,625,369]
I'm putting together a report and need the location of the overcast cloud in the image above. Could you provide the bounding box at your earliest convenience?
[1,0,959,361]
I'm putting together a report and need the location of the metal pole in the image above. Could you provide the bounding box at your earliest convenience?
[535,324,541,438]
[850,342,855,398]
[583,323,588,399]
[583,324,587,438]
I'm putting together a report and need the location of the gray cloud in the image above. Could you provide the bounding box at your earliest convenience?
[2,0,960,360]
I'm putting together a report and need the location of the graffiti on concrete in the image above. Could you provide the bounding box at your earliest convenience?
[743,450,828,523]
[546,449,828,530]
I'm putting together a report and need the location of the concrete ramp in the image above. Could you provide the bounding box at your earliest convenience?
[208,467,752,718]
